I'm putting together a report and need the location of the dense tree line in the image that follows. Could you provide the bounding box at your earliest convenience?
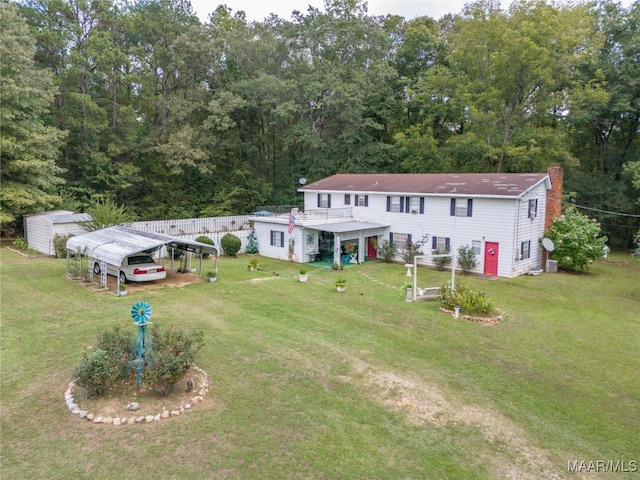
[2,0,639,247]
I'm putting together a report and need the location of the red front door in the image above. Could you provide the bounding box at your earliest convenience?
[367,237,377,258]
[484,242,499,276]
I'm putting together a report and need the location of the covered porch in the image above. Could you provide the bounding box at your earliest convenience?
[303,221,388,267]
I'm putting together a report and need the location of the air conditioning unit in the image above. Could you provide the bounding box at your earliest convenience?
[410,209,418,214]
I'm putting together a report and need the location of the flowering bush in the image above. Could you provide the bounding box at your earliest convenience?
[440,282,493,315]
[546,208,607,272]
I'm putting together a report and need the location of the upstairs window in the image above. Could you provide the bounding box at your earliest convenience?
[355,194,368,207]
[450,198,473,217]
[317,193,331,208]
[387,196,424,213]
[387,196,402,213]
[528,199,538,219]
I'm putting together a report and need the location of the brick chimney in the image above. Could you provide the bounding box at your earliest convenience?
[545,165,563,232]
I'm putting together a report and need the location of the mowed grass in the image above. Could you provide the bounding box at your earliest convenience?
[1,248,638,480]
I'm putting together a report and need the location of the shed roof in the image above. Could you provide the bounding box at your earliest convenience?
[300,173,550,198]
[25,210,92,224]
[66,225,217,266]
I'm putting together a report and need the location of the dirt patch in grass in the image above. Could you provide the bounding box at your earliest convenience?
[348,359,581,480]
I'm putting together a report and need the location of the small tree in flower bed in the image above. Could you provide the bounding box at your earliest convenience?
[74,325,132,397]
[74,324,204,398]
[146,325,205,397]
[546,207,607,272]
[440,282,494,315]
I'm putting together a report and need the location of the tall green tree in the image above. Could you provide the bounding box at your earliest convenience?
[564,0,640,247]
[0,1,66,234]
[440,0,596,173]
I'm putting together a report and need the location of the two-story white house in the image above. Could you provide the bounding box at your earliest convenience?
[250,167,563,278]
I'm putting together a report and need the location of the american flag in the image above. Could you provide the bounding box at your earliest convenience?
[288,214,295,234]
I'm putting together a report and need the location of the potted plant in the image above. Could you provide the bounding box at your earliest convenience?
[335,278,347,292]
[400,282,413,302]
[298,268,309,283]
[205,271,217,283]
[247,257,259,271]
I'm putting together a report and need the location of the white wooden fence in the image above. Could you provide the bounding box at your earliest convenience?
[131,215,253,255]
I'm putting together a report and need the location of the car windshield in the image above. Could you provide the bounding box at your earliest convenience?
[127,255,155,265]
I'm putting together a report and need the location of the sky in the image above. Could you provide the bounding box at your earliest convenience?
[190,0,634,23]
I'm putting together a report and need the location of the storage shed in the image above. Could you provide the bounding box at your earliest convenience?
[24,210,92,256]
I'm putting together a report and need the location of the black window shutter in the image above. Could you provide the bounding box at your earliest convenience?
[432,236,437,250]
[450,198,456,216]
[317,193,321,207]
[327,194,331,208]
[408,233,412,243]
[405,197,410,213]
[386,196,391,212]
[354,195,358,205]
[399,196,405,213]
[445,237,451,251]
[345,194,351,205]
[365,195,369,207]
[280,232,284,246]
[420,197,425,214]
[467,199,473,217]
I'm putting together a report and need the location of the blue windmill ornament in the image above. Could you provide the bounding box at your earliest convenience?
[129,301,154,387]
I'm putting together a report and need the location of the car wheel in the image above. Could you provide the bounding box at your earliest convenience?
[93,263,101,275]
[119,271,127,284]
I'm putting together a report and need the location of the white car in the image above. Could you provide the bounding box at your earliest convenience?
[93,254,167,284]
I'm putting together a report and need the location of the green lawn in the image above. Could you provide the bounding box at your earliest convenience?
[1,248,638,479]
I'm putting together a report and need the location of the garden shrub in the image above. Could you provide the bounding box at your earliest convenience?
[400,240,422,264]
[378,240,397,263]
[221,233,241,256]
[546,208,607,272]
[440,282,493,315]
[74,324,204,398]
[74,326,132,396]
[53,233,74,258]
[147,325,205,397]
[457,245,477,274]
[195,235,214,258]
[167,245,184,259]
[432,249,451,270]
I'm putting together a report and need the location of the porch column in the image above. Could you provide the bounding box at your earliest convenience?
[333,234,341,266]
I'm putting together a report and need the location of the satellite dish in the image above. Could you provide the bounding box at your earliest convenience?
[299,177,307,186]
[542,238,555,252]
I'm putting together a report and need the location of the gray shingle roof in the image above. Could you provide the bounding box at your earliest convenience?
[300,173,549,197]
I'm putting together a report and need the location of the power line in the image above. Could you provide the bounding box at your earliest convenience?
[562,201,640,218]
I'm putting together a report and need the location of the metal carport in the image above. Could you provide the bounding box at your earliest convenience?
[65,226,218,296]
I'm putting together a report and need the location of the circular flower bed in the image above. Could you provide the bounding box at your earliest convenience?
[64,364,209,426]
